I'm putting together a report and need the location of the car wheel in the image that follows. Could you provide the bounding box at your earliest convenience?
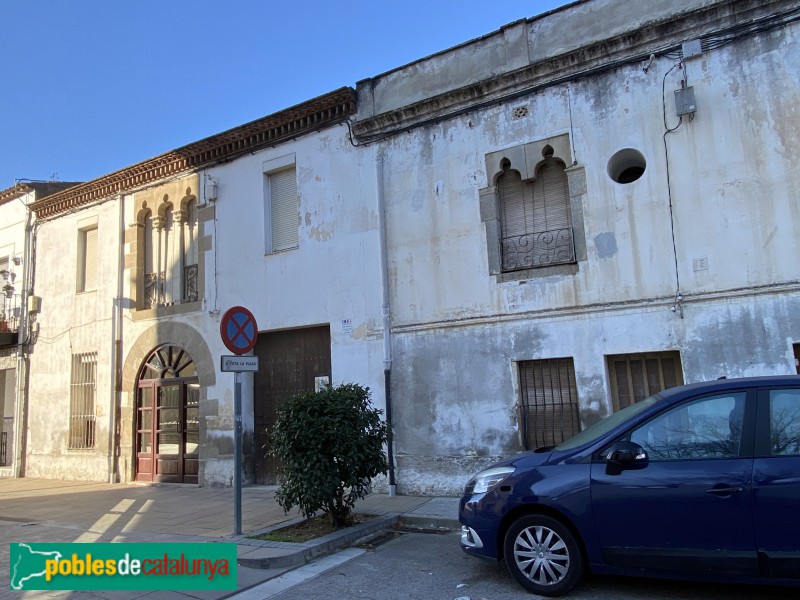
[503,514,583,597]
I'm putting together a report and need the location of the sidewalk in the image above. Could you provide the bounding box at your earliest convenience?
[0,478,460,599]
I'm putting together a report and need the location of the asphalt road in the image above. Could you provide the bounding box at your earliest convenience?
[266,530,796,600]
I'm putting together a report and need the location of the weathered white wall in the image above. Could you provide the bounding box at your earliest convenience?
[357,0,717,118]
[198,123,385,485]
[369,4,800,494]
[26,200,119,481]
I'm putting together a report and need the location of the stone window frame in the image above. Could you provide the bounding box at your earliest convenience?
[129,187,204,318]
[480,133,587,282]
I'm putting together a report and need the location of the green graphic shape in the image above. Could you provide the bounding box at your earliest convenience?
[9,543,237,590]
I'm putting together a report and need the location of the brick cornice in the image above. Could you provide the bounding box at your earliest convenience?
[0,183,32,206]
[30,87,356,219]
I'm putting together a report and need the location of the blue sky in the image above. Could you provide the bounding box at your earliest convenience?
[1,1,570,188]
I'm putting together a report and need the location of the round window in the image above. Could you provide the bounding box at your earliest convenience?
[607,148,646,184]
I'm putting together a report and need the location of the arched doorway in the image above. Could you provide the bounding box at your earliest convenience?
[135,345,199,483]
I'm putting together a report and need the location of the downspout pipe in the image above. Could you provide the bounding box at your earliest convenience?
[13,201,35,478]
[375,151,396,496]
[109,195,125,483]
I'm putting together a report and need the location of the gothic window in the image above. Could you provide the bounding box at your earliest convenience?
[480,134,587,280]
[497,152,574,272]
[136,188,200,311]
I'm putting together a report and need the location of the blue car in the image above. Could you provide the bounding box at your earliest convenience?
[459,376,800,596]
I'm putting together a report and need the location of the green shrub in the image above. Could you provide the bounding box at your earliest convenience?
[266,383,388,527]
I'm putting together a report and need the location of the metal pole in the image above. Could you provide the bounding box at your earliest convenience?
[234,371,242,535]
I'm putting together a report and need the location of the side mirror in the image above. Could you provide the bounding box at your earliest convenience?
[604,441,649,476]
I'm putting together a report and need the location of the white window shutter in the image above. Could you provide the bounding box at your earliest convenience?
[270,167,299,251]
[84,228,98,291]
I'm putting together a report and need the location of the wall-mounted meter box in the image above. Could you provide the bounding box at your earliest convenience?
[675,86,697,117]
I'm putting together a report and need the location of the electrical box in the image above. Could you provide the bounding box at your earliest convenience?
[675,87,697,117]
[682,39,703,59]
[28,295,42,313]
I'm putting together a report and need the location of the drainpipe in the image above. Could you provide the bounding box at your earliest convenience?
[13,202,35,478]
[375,152,396,496]
[108,195,125,483]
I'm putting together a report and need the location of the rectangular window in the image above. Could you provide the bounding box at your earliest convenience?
[69,352,97,449]
[78,226,98,292]
[607,351,684,411]
[518,358,581,449]
[264,158,299,253]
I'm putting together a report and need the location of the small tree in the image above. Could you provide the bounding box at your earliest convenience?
[267,383,388,527]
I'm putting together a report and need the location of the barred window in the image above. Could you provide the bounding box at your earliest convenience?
[69,352,97,449]
[519,358,581,449]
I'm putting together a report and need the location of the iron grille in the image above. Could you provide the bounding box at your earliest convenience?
[184,264,198,302]
[519,358,581,449]
[69,352,97,449]
[502,228,575,272]
[0,431,6,466]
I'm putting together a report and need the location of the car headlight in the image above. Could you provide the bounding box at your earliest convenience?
[465,466,515,495]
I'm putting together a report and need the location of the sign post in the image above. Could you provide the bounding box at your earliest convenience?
[219,306,259,536]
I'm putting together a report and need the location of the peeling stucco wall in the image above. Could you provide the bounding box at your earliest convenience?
[369,1,800,494]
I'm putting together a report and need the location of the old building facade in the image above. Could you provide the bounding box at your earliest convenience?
[16,88,388,486]
[4,0,800,495]
[352,0,800,493]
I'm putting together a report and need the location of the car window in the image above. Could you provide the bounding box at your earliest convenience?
[630,392,746,460]
[554,396,659,451]
[769,389,800,456]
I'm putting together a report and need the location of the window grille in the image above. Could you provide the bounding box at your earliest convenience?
[519,358,581,449]
[498,158,574,271]
[183,264,198,302]
[69,352,97,449]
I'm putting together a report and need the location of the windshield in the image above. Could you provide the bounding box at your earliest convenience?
[553,396,660,451]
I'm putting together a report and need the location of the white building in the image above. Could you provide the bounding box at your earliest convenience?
[20,89,388,486]
[352,0,800,493]
[7,0,800,496]
[0,182,80,477]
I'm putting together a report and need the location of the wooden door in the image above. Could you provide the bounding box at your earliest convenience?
[253,325,331,485]
[135,379,199,484]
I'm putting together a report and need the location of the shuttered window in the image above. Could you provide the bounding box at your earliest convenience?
[268,166,299,252]
[79,227,98,292]
[518,358,581,449]
[498,157,573,271]
[607,351,684,411]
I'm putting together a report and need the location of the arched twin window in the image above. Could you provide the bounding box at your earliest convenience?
[496,149,574,272]
[141,191,198,309]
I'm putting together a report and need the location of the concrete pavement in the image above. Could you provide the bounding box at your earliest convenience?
[0,478,460,599]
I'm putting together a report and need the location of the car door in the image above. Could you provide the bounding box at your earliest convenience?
[752,386,800,579]
[590,390,759,576]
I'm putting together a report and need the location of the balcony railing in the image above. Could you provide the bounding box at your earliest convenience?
[501,228,575,272]
[0,293,20,346]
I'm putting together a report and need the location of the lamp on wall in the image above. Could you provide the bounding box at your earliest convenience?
[0,269,9,281]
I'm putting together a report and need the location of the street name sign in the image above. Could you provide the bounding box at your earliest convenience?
[220,355,259,372]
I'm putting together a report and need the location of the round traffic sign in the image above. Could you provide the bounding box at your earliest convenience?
[220,306,258,355]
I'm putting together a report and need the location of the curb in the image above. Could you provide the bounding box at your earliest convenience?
[398,515,460,532]
[237,513,401,569]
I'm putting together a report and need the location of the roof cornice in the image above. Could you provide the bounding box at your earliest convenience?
[31,87,356,219]
[0,183,32,206]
